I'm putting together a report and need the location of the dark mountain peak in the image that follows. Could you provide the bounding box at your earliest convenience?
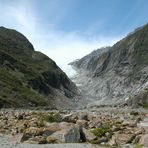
[0,27,34,53]
[0,26,6,29]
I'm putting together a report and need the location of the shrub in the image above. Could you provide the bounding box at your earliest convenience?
[38,112,62,126]
[91,123,111,138]
[143,103,148,108]
[130,111,139,116]
[46,112,61,122]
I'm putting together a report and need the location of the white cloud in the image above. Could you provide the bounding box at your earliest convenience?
[0,0,122,72]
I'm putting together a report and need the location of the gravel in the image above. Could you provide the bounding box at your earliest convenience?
[0,134,103,148]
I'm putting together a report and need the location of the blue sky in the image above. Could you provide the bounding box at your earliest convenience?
[0,0,148,69]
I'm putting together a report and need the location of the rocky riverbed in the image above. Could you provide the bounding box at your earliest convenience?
[0,107,148,147]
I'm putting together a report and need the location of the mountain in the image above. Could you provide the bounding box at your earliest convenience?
[69,47,110,71]
[0,27,78,109]
[70,24,148,107]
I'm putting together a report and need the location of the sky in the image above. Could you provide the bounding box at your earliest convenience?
[0,0,148,70]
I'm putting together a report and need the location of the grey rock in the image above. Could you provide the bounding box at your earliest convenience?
[51,126,80,143]
[81,128,96,142]
[139,134,148,147]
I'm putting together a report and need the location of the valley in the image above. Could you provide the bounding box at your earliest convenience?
[0,23,148,148]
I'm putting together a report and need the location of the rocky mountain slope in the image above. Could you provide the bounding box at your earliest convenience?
[69,47,110,71]
[0,27,78,109]
[70,24,148,107]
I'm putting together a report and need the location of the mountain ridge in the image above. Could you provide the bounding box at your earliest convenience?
[70,24,148,107]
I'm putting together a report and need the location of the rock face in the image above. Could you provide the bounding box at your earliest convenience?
[109,133,135,146]
[81,128,96,141]
[69,47,110,71]
[70,24,148,107]
[0,27,78,109]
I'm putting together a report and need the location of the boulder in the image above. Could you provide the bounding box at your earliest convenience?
[87,114,98,121]
[122,120,136,127]
[16,113,24,120]
[43,123,60,136]
[111,125,121,132]
[78,113,88,120]
[43,122,76,137]
[81,128,96,142]
[109,133,135,146]
[16,124,27,133]
[25,127,43,137]
[24,136,46,144]
[59,122,75,129]
[11,133,24,144]
[88,120,101,128]
[139,134,148,147]
[51,126,80,143]
[62,114,78,123]
[62,114,72,121]
[46,136,58,143]
[76,120,88,128]
[21,133,32,142]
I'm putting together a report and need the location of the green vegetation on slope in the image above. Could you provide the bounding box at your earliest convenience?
[0,66,48,108]
[0,27,77,108]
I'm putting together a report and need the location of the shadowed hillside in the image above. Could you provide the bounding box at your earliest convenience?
[0,27,78,108]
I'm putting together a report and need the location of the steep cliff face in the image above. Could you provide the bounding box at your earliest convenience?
[0,27,78,108]
[71,24,148,107]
